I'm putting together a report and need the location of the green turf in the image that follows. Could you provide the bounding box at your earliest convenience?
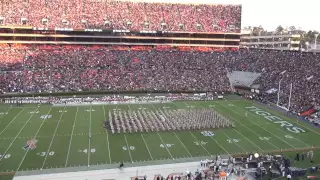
[0,99,319,178]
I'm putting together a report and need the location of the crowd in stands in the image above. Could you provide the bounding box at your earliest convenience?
[0,0,241,32]
[0,45,319,115]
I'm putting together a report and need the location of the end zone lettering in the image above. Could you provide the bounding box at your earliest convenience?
[245,106,305,133]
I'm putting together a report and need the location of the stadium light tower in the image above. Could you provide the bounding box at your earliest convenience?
[315,34,319,49]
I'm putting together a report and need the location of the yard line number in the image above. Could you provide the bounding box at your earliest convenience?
[160,144,174,148]
[78,149,96,153]
[194,141,208,146]
[40,115,52,120]
[37,151,55,156]
[285,135,293,139]
[29,111,39,114]
[122,146,135,151]
[0,154,11,159]
[58,110,67,113]
[85,109,95,112]
[259,137,271,141]
[227,139,240,143]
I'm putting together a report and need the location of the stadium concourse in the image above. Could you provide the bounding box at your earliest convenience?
[0,45,319,114]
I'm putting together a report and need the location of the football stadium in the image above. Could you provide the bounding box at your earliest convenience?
[0,0,319,180]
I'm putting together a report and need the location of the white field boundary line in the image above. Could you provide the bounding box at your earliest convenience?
[16,107,53,171]
[252,101,320,136]
[88,105,92,167]
[127,104,154,161]
[222,100,297,149]
[212,102,279,150]
[65,106,79,167]
[170,101,212,156]
[0,108,25,136]
[40,106,67,169]
[102,105,112,164]
[0,132,107,140]
[0,107,39,162]
[221,131,246,153]
[139,103,174,160]
[123,134,133,163]
[148,103,193,158]
[182,102,232,156]
[276,128,312,148]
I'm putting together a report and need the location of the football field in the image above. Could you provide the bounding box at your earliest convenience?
[0,99,319,175]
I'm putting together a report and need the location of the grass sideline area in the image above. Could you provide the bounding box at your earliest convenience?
[0,99,319,180]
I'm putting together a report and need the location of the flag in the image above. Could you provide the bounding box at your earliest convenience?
[307,176,318,179]
[266,88,278,94]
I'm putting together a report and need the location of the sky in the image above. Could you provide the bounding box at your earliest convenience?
[154,0,320,32]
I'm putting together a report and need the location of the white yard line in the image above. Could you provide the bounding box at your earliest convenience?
[222,131,246,153]
[156,131,174,160]
[221,101,296,149]
[123,134,133,163]
[208,136,231,156]
[188,131,212,156]
[0,107,39,162]
[148,103,192,158]
[0,108,25,136]
[41,106,66,169]
[173,132,193,157]
[102,105,112,164]
[170,102,212,156]
[276,128,312,148]
[88,105,92,167]
[192,102,241,155]
[139,103,174,160]
[212,102,279,150]
[140,133,154,160]
[16,107,53,171]
[233,129,264,152]
[127,104,154,161]
[65,106,79,167]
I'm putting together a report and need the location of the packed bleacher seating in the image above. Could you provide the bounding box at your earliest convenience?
[0,45,319,116]
[0,0,241,32]
[225,49,320,114]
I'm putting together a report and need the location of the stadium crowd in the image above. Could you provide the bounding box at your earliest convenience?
[0,0,241,32]
[0,45,319,115]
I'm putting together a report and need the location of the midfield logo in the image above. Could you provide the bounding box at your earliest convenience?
[23,137,38,150]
